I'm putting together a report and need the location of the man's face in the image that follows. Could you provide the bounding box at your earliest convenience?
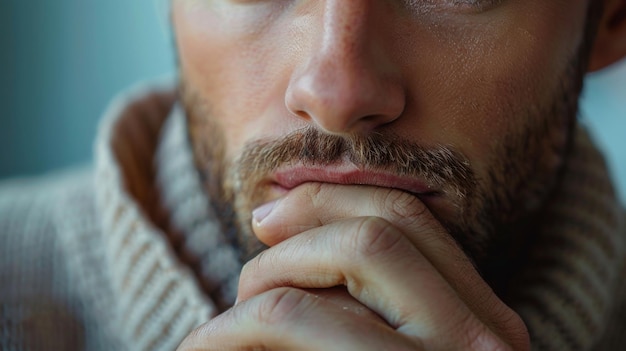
[172,0,598,262]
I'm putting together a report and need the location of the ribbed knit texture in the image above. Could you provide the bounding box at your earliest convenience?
[93,82,240,350]
[1,82,625,350]
[509,127,626,351]
[154,104,241,311]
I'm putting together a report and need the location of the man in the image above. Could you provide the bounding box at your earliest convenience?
[2,0,626,350]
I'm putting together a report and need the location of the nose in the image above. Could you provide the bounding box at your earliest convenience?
[285,0,405,134]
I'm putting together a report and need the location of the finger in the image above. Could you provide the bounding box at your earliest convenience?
[252,182,528,347]
[178,287,421,351]
[252,183,457,286]
[305,286,387,324]
[242,216,517,350]
[253,182,436,247]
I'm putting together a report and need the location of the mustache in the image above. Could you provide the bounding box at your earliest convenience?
[230,127,477,200]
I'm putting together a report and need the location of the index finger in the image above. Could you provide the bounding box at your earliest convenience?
[251,182,527,346]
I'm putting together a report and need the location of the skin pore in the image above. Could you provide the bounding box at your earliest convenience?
[174,0,601,272]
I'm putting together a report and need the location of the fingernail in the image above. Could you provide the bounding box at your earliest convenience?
[252,199,279,224]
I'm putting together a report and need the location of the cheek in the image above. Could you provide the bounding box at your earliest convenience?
[408,2,587,174]
[173,2,297,160]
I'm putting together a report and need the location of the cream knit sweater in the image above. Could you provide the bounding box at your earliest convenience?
[1,83,625,350]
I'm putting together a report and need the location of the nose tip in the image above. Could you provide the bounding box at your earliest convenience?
[285,56,405,134]
[284,0,405,135]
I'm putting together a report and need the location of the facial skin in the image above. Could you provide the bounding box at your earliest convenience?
[170,0,622,349]
[174,0,598,265]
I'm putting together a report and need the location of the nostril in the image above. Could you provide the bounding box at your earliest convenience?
[284,48,405,134]
[350,113,400,133]
[294,110,311,121]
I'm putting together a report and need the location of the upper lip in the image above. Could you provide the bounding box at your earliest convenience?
[272,162,438,196]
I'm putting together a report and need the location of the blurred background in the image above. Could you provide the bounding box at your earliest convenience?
[0,0,172,178]
[1,1,625,204]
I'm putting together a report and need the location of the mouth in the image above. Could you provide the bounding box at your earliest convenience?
[271,162,440,197]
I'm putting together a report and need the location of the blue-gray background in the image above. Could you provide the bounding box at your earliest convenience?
[0,0,173,178]
[1,1,625,204]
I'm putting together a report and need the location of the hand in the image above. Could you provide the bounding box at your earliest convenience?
[177,183,530,350]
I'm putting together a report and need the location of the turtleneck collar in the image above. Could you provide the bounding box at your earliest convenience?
[94,82,240,351]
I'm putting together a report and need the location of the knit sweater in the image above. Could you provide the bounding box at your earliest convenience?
[0,83,625,350]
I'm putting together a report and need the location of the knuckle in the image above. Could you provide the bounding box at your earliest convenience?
[176,324,206,350]
[377,188,430,227]
[456,313,512,351]
[240,249,269,283]
[350,217,406,259]
[296,182,335,221]
[385,188,425,217]
[240,255,256,280]
[480,295,530,351]
[177,310,235,350]
[302,182,325,206]
[257,287,314,325]
[239,248,292,297]
[499,311,531,351]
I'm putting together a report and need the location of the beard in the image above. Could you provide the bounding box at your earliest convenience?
[181,2,603,276]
